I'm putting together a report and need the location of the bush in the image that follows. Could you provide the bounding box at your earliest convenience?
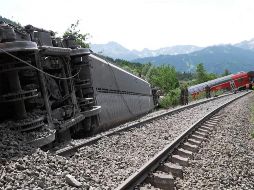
[159,88,180,108]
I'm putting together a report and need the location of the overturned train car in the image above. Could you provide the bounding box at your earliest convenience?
[0,23,156,146]
[188,71,254,98]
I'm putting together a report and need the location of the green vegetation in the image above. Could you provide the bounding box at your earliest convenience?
[159,88,180,108]
[149,65,179,92]
[194,63,217,84]
[63,20,90,48]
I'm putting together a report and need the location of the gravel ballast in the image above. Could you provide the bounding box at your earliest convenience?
[68,92,247,189]
[0,92,249,189]
[176,92,254,189]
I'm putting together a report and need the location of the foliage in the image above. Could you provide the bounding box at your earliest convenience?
[64,20,90,48]
[140,63,153,80]
[177,72,195,81]
[159,88,180,108]
[115,59,143,76]
[92,53,146,77]
[149,65,179,93]
[196,63,208,83]
[207,73,217,80]
[195,63,217,84]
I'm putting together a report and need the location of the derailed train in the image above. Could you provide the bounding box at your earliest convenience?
[0,22,157,145]
[188,71,254,97]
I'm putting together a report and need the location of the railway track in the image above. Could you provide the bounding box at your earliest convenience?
[116,91,251,190]
[0,92,251,189]
[48,92,250,189]
[55,92,233,157]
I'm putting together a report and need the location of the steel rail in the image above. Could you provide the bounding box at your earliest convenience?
[116,91,251,190]
[56,92,233,156]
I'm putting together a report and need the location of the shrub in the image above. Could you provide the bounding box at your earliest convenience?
[159,88,180,108]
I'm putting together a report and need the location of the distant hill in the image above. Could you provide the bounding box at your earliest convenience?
[90,42,202,61]
[90,41,139,60]
[133,45,254,74]
[235,38,254,51]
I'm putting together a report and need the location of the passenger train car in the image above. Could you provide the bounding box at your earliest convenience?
[188,71,254,97]
[0,23,156,145]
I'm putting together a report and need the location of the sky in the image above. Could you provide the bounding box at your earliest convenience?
[1,0,254,50]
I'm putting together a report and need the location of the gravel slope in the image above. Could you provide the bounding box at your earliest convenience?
[176,92,254,190]
[0,92,247,189]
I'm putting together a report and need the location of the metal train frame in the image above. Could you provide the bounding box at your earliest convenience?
[0,22,156,146]
[188,71,254,97]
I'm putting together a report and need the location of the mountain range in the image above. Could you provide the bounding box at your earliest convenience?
[90,39,254,74]
[90,42,202,60]
[134,45,254,74]
[1,15,253,75]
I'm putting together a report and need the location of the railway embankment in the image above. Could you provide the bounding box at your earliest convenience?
[176,92,254,189]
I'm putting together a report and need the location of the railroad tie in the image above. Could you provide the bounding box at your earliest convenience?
[211,115,221,119]
[187,138,202,146]
[205,121,218,126]
[182,142,198,152]
[147,172,175,190]
[203,122,216,127]
[175,148,193,158]
[158,162,183,179]
[190,134,206,141]
[170,155,189,166]
[200,126,213,131]
[197,128,210,134]
[194,131,207,137]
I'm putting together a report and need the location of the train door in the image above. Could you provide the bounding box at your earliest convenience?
[230,80,236,92]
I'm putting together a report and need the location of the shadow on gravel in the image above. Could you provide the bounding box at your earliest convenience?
[0,123,38,164]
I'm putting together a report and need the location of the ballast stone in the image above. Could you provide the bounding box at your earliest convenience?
[65,174,82,187]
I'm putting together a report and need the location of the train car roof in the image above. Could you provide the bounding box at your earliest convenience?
[231,71,248,79]
[89,54,151,85]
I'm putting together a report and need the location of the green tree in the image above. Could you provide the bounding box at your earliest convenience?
[207,73,217,80]
[141,63,153,80]
[149,65,179,93]
[64,20,90,48]
[196,63,208,83]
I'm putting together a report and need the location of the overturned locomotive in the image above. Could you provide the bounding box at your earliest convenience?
[0,22,156,146]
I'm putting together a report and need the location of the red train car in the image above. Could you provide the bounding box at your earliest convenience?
[188,71,254,97]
